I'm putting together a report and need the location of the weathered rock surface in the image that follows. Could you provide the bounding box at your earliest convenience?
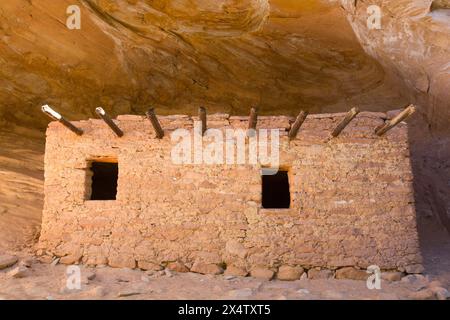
[408,289,435,300]
[341,0,450,133]
[225,240,248,259]
[167,262,189,273]
[0,0,448,291]
[381,272,404,282]
[250,267,274,280]
[0,0,411,133]
[19,258,34,268]
[87,286,107,298]
[191,262,223,275]
[430,287,450,300]
[0,255,18,270]
[335,267,368,281]
[138,261,163,271]
[82,270,96,284]
[0,256,448,300]
[405,264,425,274]
[0,2,448,274]
[401,274,429,288]
[164,269,174,278]
[37,115,421,274]
[60,254,82,265]
[224,266,248,278]
[7,266,28,278]
[277,266,304,281]
[308,269,334,280]
[340,0,450,233]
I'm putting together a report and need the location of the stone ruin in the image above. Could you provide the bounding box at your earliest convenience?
[38,110,423,279]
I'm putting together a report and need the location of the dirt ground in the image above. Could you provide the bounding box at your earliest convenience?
[0,257,446,300]
[0,130,449,300]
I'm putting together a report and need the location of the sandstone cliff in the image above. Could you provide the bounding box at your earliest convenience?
[0,0,411,130]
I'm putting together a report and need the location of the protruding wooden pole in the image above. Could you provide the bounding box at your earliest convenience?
[95,107,123,137]
[41,105,83,136]
[247,107,258,137]
[289,110,308,139]
[146,108,164,139]
[198,107,207,136]
[331,107,360,137]
[375,105,416,136]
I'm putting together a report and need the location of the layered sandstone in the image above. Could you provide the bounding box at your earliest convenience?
[0,0,409,130]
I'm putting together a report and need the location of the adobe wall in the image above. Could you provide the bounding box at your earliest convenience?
[38,112,422,275]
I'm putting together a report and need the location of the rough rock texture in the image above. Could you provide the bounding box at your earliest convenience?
[7,266,28,279]
[0,1,448,240]
[0,1,448,230]
[0,259,446,300]
[341,0,450,133]
[381,271,404,282]
[340,0,450,232]
[250,267,275,280]
[167,262,189,273]
[277,265,304,281]
[308,268,334,280]
[224,265,248,277]
[38,112,422,272]
[0,0,448,298]
[0,132,44,252]
[0,0,409,131]
[191,262,224,275]
[0,255,18,270]
[430,286,450,300]
[335,267,368,280]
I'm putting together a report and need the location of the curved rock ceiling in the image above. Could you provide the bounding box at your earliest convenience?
[341,0,450,133]
[0,0,415,130]
[0,0,449,248]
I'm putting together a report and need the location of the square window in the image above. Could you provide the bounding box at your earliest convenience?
[262,170,290,209]
[89,162,118,200]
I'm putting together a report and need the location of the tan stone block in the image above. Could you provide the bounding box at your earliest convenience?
[195,252,222,265]
[405,264,424,274]
[250,267,274,280]
[277,265,304,281]
[167,262,189,273]
[335,267,368,281]
[38,255,54,264]
[224,265,248,277]
[85,255,108,266]
[225,240,248,259]
[191,262,224,275]
[381,271,404,282]
[109,255,136,269]
[308,269,334,280]
[60,254,82,265]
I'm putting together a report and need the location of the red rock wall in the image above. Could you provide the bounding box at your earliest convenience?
[38,113,422,274]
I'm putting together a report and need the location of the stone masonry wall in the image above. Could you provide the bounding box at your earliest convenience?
[38,112,422,276]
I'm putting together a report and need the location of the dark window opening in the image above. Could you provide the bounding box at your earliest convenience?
[262,170,290,209]
[90,162,118,200]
